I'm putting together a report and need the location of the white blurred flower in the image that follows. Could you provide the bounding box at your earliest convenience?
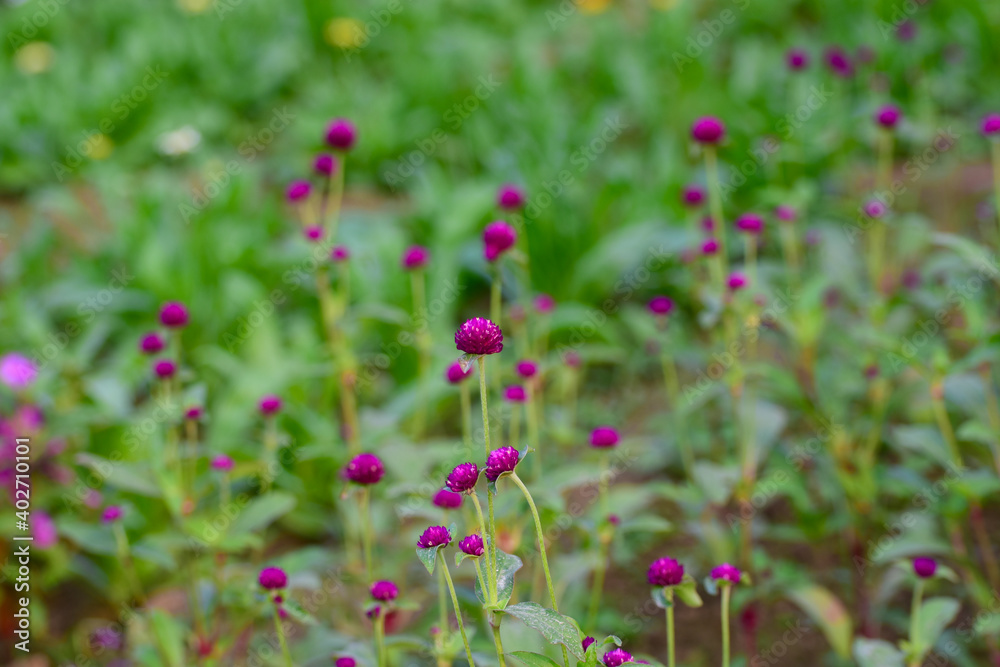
[157,125,201,156]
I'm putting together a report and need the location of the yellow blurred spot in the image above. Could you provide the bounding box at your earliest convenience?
[576,0,611,14]
[178,0,213,13]
[324,18,365,49]
[649,0,680,10]
[86,134,114,160]
[745,314,760,328]
[15,42,55,75]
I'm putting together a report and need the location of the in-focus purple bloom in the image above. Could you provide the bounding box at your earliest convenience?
[211,454,234,472]
[402,245,430,270]
[775,205,796,222]
[505,385,526,402]
[497,184,526,210]
[345,453,385,485]
[603,648,634,667]
[259,395,282,416]
[982,113,1000,136]
[0,353,37,389]
[711,562,741,584]
[787,48,809,70]
[875,104,901,129]
[647,557,684,586]
[534,294,555,313]
[582,637,596,653]
[914,557,937,579]
[325,118,357,151]
[516,360,538,379]
[259,566,288,590]
[286,180,312,202]
[459,534,484,556]
[590,426,620,448]
[433,488,464,509]
[727,272,748,291]
[455,318,503,355]
[483,221,518,262]
[159,301,189,328]
[682,184,705,207]
[314,153,338,176]
[735,213,764,234]
[153,360,177,379]
[446,361,472,384]
[446,462,479,493]
[648,296,674,316]
[370,580,399,601]
[331,245,350,262]
[484,446,519,481]
[417,525,452,549]
[691,116,725,144]
[139,333,165,355]
[102,505,123,523]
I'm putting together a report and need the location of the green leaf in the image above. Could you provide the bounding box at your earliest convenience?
[229,492,297,535]
[675,576,703,608]
[455,549,483,567]
[650,587,671,609]
[416,546,440,574]
[913,597,960,658]
[76,453,161,496]
[786,584,852,658]
[504,602,584,659]
[510,651,563,667]
[853,638,905,667]
[149,609,185,667]
[475,548,522,610]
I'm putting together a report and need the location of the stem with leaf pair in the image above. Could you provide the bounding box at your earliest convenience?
[438,552,475,667]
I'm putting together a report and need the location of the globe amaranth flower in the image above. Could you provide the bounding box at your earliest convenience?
[446,462,479,493]
[139,333,165,355]
[304,225,324,242]
[648,296,674,316]
[484,446,519,481]
[286,180,312,202]
[864,200,887,218]
[455,318,503,355]
[90,627,123,652]
[582,637,596,653]
[259,566,288,590]
[159,301,189,328]
[913,557,937,579]
[896,20,916,41]
[314,153,338,176]
[497,184,526,210]
[602,648,634,667]
[516,360,538,379]
[702,238,719,255]
[787,48,809,70]
[154,360,177,379]
[875,104,901,129]
[101,505,123,523]
[32,511,58,549]
[775,205,796,222]
[825,47,854,77]
[325,118,357,151]
[336,657,356,667]
[483,221,517,262]
[564,350,581,367]
[647,557,684,586]
[211,454,235,472]
[370,580,399,601]
[259,394,282,416]
[727,272,748,291]
[433,488,463,509]
[982,113,1000,136]
[504,385,526,402]
[735,213,764,234]
[682,184,705,207]
[446,361,472,384]
[402,245,430,270]
[711,562,741,584]
[459,533,485,556]
[534,293,555,313]
[331,245,350,262]
[417,525,452,549]
[590,426,620,448]
[185,406,203,420]
[691,116,725,144]
[345,453,385,485]
[0,353,37,389]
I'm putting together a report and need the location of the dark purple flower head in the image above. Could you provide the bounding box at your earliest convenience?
[981,113,1000,136]
[211,454,234,472]
[485,446,520,481]
[259,566,287,590]
[159,301,189,328]
[590,426,620,448]
[505,385,526,402]
[691,116,725,144]
[914,557,937,579]
[370,580,399,601]
[402,245,430,270]
[701,216,715,232]
[325,118,357,151]
[417,525,452,549]
[314,153,338,176]
[455,318,503,355]
[259,394,282,416]
[185,406,203,420]
[497,184,526,210]
[682,184,705,207]
[711,562,741,584]
[516,360,538,379]
[286,180,312,202]
[897,20,917,41]
[483,221,517,262]
[446,462,480,493]
[101,505,123,523]
[608,514,621,526]
[345,453,385,485]
[825,47,854,77]
[864,200,887,219]
[875,104,902,129]
[735,213,764,234]
[304,225,324,242]
[331,245,350,262]
[90,626,123,652]
[433,488,464,509]
[446,361,472,384]
[702,238,719,255]
[582,637,596,653]
[534,294,555,314]
[648,557,685,586]
[775,205,796,222]
[603,648,634,667]
[459,533,485,556]
[787,48,809,70]
[727,272,748,291]
[139,332,165,355]
[154,359,177,379]
[336,658,356,667]
[648,296,674,316]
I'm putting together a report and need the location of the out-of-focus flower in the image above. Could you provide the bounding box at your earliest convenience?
[345,453,385,485]
[157,126,202,156]
[259,566,288,590]
[0,354,37,389]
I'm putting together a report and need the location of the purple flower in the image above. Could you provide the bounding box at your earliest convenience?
[304,225,324,242]
[691,116,725,144]
[497,184,526,210]
[211,454,234,472]
[185,406,203,420]
[286,180,312,202]
[485,446,519,481]
[459,534,484,556]
[825,47,854,77]
[331,245,350,262]
[648,296,674,316]
[370,580,399,601]
[159,301,189,328]
[590,426,620,448]
[417,525,452,549]
[32,511,58,549]
[602,648,634,667]
[505,385,526,402]
[455,318,503,355]
[647,557,684,586]
[582,637,596,653]
[727,272,748,291]
[775,205,796,222]
[564,350,581,367]
[446,462,479,493]
[711,562,741,584]
[101,505,123,523]
[446,361,472,384]
[483,221,517,262]
[314,153,338,176]
[153,360,177,379]
[682,184,705,207]
[0,354,37,389]
[345,453,385,485]
[735,213,764,234]
[139,333,165,355]
[914,557,937,579]
[325,118,357,151]
[534,294,555,313]
[516,360,538,378]
[787,48,809,70]
[259,394,282,416]
[259,566,288,590]
[982,113,1000,136]
[367,605,381,620]
[701,216,715,233]
[336,658,357,667]
[875,104,901,129]
[433,488,464,509]
[864,200,887,218]
[90,626,123,652]
[702,238,719,255]
[402,245,430,270]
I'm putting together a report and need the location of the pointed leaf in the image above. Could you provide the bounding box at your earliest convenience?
[475,548,522,609]
[504,601,585,659]
[787,584,852,658]
[675,576,703,608]
[853,638,905,667]
[914,597,960,658]
[510,651,563,667]
[417,546,440,574]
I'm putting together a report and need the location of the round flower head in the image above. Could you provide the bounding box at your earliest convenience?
[564,350,581,367]
[314,153,338,176]
[402,245,430,270]
[582,637,596,653]
[787,48,809,70]
[497,184,526,210]
[336,658,357,667]
[433,488,464,509]
[139,332,165,355]
[590,426,620,448]
[159,301,189,328]
[325,118,357,151]
[982,113,1000,136]
[459,534,485,556]
[286,180,312,202]
[825,47,854,77]
[331,245,350,262]
[648,296,674,316]
[727,272,748,291]
[516,360,538,379]
[258,566,288,590]
[702,238,719,255]
[446,462,480,493]
[90,627,123,652]
[370,580,399,601]
[484,446,520,481]
[534,294,555,313]
[701,216,716,233]
[691,116,725,144]
[602,648,634,667]
[505,385,526,402]
[304,225,324,242]
[483,221,517,262]
[913,557,937,579]
[875,104,901,129]
[211,454,235,472]
[101,505,123,523]
[711,562,741,584]
[775,205,796,222]
[455,318,503,355]
[417,525,452,549]
[864,200,887,219]
[446,361,472,384]
[647,557,685,586]
[154,359,177,379]
[259,394,282,416]
[897,20,916,41]
[185,406,203,420]
[682,184,705,207]
[0,353,37,389]
[344,453,385,485]
[735,213,764,234]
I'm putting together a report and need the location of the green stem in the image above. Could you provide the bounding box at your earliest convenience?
[460,381,473,456]
[438,566,450,644]
[113,523,145,604]
[478,357,491,458]
[721,585,731,667]
[470,493,497,602]
[744,235,757,286]
[526,384,541,477]
[492,621,507,667]
[992,140,1000,244]
[411,268,430,439]
[440,554,475,667]
[375,612,387,667]
[273,604,294,667]
[586,535,610,629]
[704,146,727,263]
[360,487,373,582]
[909,579,924,661]
[660,351,694,475]
[666,588,676,667]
